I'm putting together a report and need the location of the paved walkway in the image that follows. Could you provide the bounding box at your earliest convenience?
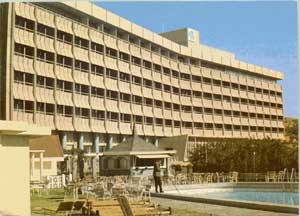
[152,197,298,216]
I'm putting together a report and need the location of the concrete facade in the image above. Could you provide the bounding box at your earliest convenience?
[0,2,284,163]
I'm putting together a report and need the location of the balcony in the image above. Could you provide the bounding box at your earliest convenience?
[193,128,204,137]
[131,64,142,76]
[241,131,250,138]
[105,120,119,134]
[104,56,118,71]
[119,81,131,94]
[14,55,34,74]
[241,118,248,125]
[130,44,141,57]
[56,115,73,131]
[152,52,161,64]
[231,89,239,97]
[232,131,241,138]
[74,70,89,85]
[120,122,132,135]
[104,34,117,49]
[240,104,248,112]
[223,116,232,124]
[181,112,192,121]
[181,96,192,105]
[74,94,90,109]
[162,92,172,102]
[153,89,162,100]
[13,111,34,124]
[182,128,192,136]
[143,106,153,117]
[203,114,213,123]
[201,67,211,78]
[213,100,222,109]
[118,39,130,53]
[36,34,54,53]
[90,97,104,110]
[202,99,213,108]
[223,130,233,137]
[141,49,151,61]
[222,88,230,96]
[214,115,223,123]
[161,56,170,68]
[132,104,143,116]
[170,60,178,70]
[164,110,172,119]
[74,47,89,62]
[203,129,214,137]
[36,113,54,129]
[144,125,154,136]
[90,119,105,133]
[118,61,130,73]
[13,83,34,101]
[154,126,164,136]
[173,127,181,136]
[179,80,191,89]
[56,91,73,106]
[74,117,90,132]
[56,65,73,82]
[36,60,54,78]
[212,86,221,94]
[35,87,55,104]
[131,84,142,96]
[153,107,163,119]
[202,83,212,92]
[214,130,223,137]
[119,101,132,114]
[142,68,152,80]
[164,126,173,136]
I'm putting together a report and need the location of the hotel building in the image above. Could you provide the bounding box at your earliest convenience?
[0,2,284,173]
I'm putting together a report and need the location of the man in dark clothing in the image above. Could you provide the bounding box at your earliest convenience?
[153,160,164,193]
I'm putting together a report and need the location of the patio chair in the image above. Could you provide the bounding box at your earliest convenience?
[228,172,238,182]
[117,195,172,216]
[265,171,277,182]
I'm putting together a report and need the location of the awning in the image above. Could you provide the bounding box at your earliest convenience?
[136,154,170,159]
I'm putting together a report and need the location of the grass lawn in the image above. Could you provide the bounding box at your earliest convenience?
[31,189,209,216]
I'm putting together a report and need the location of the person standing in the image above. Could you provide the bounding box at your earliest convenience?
[153,160,164,193]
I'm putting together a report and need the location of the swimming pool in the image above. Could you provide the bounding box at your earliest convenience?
[152,183,299,213]
[166,189,299,206]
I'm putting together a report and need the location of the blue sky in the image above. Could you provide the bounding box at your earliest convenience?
[97,1,298,117]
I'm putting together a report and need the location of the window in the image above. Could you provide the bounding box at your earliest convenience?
[37,102,54,115]
[203,93,212,100]
[106,47,117,58]
[231,83,239,89]
[193,91,202,98]
[131,56,141,65]
[213,79,221,86]
[205,123,213,130]
[154,64,161,72]
[163,67,171,76]
[132,95,142,105]
[164,102,171,110]
[154,82,162,90]
[183,122,192,129]
[15,16,34,31]
[92,110,105,120]
[182,105,191,113]
[119,52,129,62]
[120,93,131,102]
[91,42,103,54]
[143,79,152,88]
[120,114,131,123]
[180,73,190,81]
[224,110,232,116]
[215,124,223,130]
[143,60,152,69]
[57,80,73,92]
[194,122,203,129]
[202,77,211,84]
[222,81,230,88]
[204,108,213,115]
[14,99,33,113]
[225,124,232,131]
[172,70,179,78]
[57,55,72,68]
[75,107,89,118]
[14,71,33,85]
[173,104,180,112]
[155,118,163,126]
[37,76,54,89]
[106,69,118,80]
[91,64,104,76]
[37,23,54,38]
[57,30,72,44]
[144,98,153,106]
[192,75,201,83]
[106,90,118,100]
[75,83,89,95]
[134,115,143,123]
[14,43,34,58]
[154,100,162,108]
[91,87,104,98]
[165,119,172,127]
[193,107,202,114]
[240,84,247,91]
[213,94,222,101]
[181,89,191,97]
[75,60,89,72]
[174,121,181,128]
[214,109,222,115]
[75,36,89,49]
[132,76,142,85]
[37,49,54,63]
[57,105,73,117]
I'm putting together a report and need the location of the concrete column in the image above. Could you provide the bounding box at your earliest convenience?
[62,132,67,149]
[39,152,44,182]
[154,137,159,147]
[79,133,84,150]
[31,153,34,180]
[92,157,98,179]
[94,134,99,153]
[107,135,113,150]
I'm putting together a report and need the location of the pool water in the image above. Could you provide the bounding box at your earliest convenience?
[167,189,299,206]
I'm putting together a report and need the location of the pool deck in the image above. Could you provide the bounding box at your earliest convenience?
[151,182,299,215]
[152,197,298,216]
